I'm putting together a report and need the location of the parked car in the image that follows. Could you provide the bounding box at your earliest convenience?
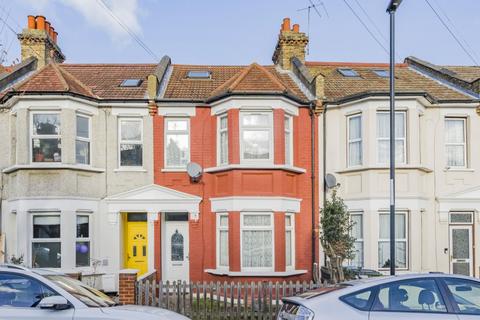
[0,266,188,319]
[278,273,480,319]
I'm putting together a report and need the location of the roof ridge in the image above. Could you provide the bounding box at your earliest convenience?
[57,65,98,98]
[50,63,69,91]
[306,61,407,67]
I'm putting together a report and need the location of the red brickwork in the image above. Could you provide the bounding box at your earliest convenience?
[118,271,137,305]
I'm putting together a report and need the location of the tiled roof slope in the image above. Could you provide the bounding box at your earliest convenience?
[163,63,308,102]
[306,62,475,103]
[441,66,480,83]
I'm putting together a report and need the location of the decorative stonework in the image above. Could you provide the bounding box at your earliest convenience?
[272,26,309,71]
[18,28,65,69]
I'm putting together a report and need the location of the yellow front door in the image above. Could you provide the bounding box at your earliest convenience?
[124,213,148,276]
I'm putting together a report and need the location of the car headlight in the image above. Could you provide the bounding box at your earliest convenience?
[278,302,315,320]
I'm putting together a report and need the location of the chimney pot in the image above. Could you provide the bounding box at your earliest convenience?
[35,15,45,30]
[27,15,36,29]
[282,17,291,32]
[49,26,55,39]
[45,20,51,34]
[293,24,300,32]
[53,31,58,43]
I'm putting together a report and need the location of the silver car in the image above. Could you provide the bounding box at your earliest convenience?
[279,273,480,319]
[0,266,188,319]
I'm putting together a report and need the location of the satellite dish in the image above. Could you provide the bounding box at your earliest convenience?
[325,173,337,189]
[186,162,203,183]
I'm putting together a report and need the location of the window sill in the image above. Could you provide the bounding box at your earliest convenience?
[114,168,147,172]
[205,164,306,174]
[161,168,187,172]
[336,165,433,174]
[2,164,105,174]
[444,168,474,172]
[205,269,307,277]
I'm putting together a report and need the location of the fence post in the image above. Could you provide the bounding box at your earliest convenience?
[118,269,138,305]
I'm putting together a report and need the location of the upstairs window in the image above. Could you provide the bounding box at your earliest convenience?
[347,114,362,167]
[338,68,359,77]
[218,115,228,165]
[119,118,143,167]
[31,113,61,163]
[75,115,91,165]
[284,115,293,165]
[240,112,273,162]
[445,118,467,168]
[373,69,389,78]
[120,79,142,87]
[165,118,190,168]
[187,71,211,79]
[377,111,406,164]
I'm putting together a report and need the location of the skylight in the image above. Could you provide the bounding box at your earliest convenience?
[187,70,211,79]
[120,79,143,87]
[338,68,359,77]
[373,69,389,78]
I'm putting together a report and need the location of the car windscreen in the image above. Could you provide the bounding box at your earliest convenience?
[45,275,115,308]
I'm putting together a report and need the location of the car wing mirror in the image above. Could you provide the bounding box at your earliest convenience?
[38,295,70,310]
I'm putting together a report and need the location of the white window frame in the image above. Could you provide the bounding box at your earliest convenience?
[449,212,474,225]
[31,213,62,269]
[118,117,143,168]
[376,111,407,165]
[347,114,362,167]
[240,212,275,272]
[216,213,229,269]
[349,212,364,267]
[240,111,274,164]
[30,111,61,163]
[217,114,229,166]
[284,115,293,166]
[75,214,92,268]
[445,117,467,168]
[75,114,91,165]
[164,117,190,169]
[378,211,408,270]
[285,213,295,270]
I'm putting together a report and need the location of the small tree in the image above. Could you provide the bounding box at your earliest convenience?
[320,187,355,283]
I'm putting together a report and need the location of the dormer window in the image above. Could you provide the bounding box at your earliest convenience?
[338,68,359,77]
[120,79,142,87]
[186,71,211,79]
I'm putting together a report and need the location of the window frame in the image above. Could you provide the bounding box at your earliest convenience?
[75,114,91,166]
[217,114,229,166]
[164,117,190,169]
[445,117,467,168]
[118,117,144,168]
[30,111,62,164]
[378,211,409,270]
[376,111,407,165]
[347,113,363,167]
[285,213,295,270]
[240,212,275,272]
[31,213,62,269]
[284,114,293,166]
[239,111,274,164]
[75,214,92,268]
[216,213,229,270]
[349,212,364,267]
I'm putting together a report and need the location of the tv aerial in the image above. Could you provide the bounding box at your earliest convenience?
[186,162,203,183]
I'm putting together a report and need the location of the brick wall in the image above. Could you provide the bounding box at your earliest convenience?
[118,270,138,305]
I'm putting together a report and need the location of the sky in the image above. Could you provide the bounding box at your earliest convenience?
[2,0,480,66]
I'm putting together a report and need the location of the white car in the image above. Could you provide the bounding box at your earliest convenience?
[0,266,188,320]
[278,273,480,320]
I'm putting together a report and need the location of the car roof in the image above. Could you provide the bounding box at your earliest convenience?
[0,265,64,276]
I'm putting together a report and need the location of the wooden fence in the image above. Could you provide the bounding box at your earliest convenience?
[136,280,323,319]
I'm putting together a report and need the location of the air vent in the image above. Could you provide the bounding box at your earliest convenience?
[187,70,211,79]
[338,68,359,77]
[120,79,143,87]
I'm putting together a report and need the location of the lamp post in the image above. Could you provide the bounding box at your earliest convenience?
[387,0,402,276]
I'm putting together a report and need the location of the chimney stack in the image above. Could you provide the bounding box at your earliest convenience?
[18,15,65,69]
[272,17,309,70]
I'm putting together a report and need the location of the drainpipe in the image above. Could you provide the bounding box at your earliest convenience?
[309,101,316,280]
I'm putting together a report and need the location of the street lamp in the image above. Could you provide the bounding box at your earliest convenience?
[386,0,402,276]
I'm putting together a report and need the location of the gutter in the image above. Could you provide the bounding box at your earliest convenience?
[309,101,316,280]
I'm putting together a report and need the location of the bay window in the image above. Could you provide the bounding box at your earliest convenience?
[347,114,362,167]
[241,213,273,270]
[75,115,91,165]
[349,213,364,267]
[217,214,229,268]
[218,115,228,165]
[31,113,61,163]
[32,215,61,268]
[285,213,295,269]
[377,111,406,164]
[76,215,90,267]
[240,112,273,162]
[445,118,466,167]
[119,118,143,167]
[284,115,293,165]
[165,118,190,168]
[378,212,408,269]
